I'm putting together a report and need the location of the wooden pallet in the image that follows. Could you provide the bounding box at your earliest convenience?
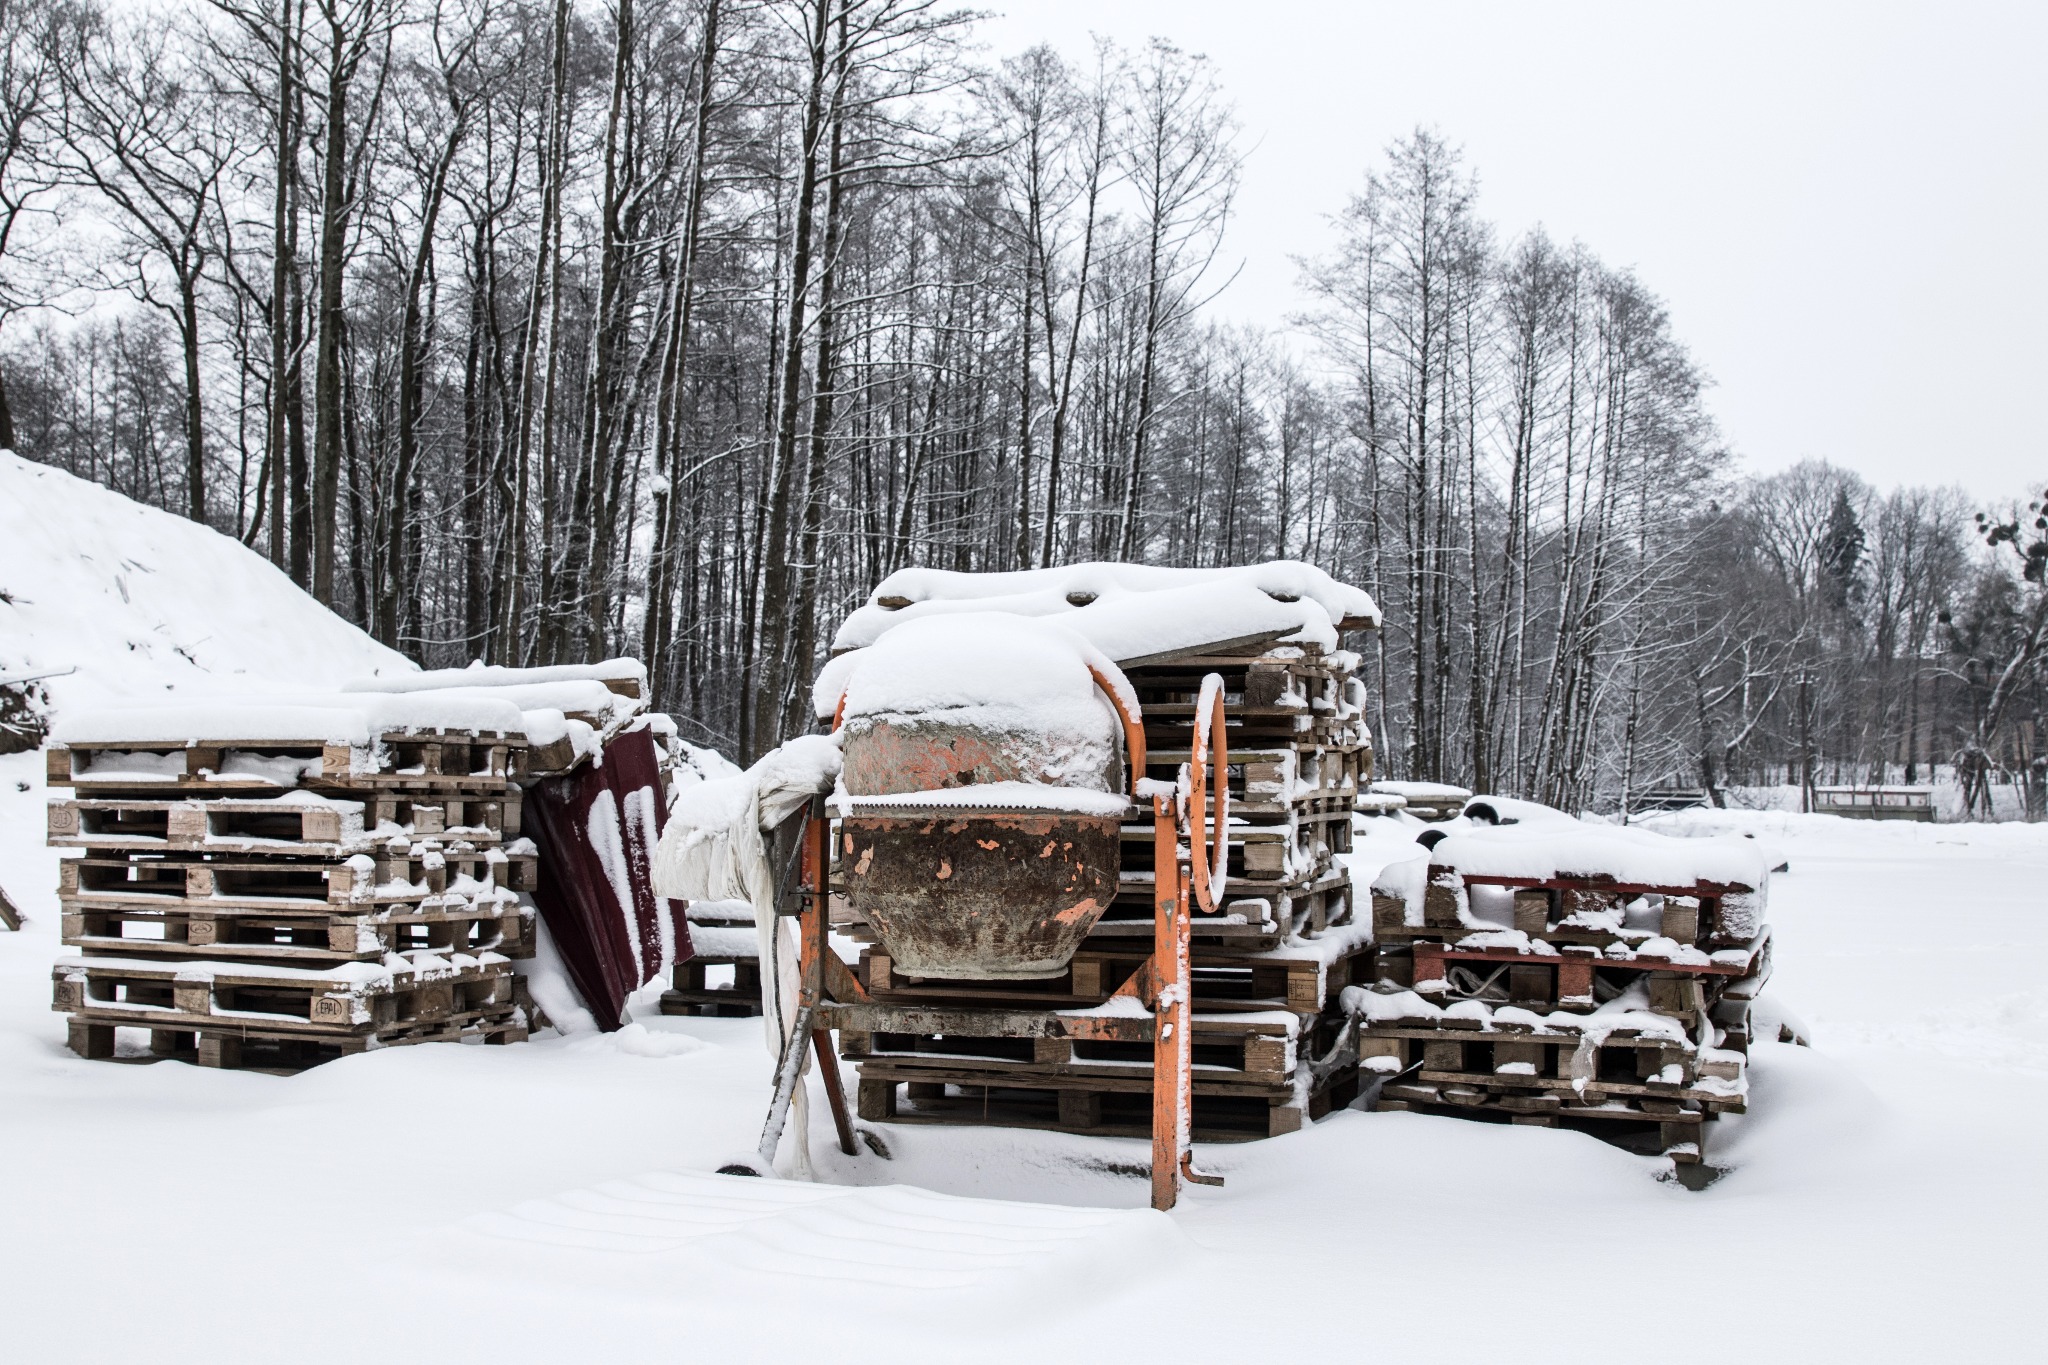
[1088,866,1354,948]
[1387,869,1764,952]
[1114,807,1349,880]
[47,732,527,794]
[858,931,1373,1016]
[53,953,519,1038]
[1372,788,1467,821]
[658,954,764,1017]
[1372,891,1763,954]
[57,846,538,907]
[1374,1086,1715,1162]
[1358,1027,1747,1109]
[47,792,517,853]
[856,1058,1359,1142]
[1142,746,1367,818]
[63,1009,528,1070]
[843,1011,1311,1092]
[61,900,534,963]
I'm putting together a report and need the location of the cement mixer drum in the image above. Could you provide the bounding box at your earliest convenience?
[840,810,1120,980]
[827,615,1135,981]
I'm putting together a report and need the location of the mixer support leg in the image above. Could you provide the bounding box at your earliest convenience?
[1151,794,1191,1212]
[754,810,857,1168]
[812,1029,857,1155]
[799,811,858,1156]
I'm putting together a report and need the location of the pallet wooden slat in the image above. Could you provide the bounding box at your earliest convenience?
[61,901,534,963]
[53,953,520,1037]
[47,792,519,853]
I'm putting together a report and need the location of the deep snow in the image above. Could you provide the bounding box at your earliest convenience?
[0,452,414,714]
[2,750,2041,1362]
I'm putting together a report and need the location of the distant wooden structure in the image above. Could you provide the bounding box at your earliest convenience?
[1368,781,1469,822]
[1813,787,1934,821]
[1632,788,1709,813]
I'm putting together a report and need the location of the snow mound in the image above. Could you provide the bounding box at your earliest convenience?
[0,452,414,718]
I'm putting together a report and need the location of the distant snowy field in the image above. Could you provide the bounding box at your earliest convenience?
[1,754,2039,1362]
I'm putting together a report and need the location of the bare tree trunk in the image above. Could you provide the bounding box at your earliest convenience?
[310,3,357,605]
[644,0,723,706]
[505,0,569,663]
[267,0,296,569]
[786,24,847,736]
[751,0,834,758]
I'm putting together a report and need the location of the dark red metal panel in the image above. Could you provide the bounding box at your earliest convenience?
[525,727,692,1031]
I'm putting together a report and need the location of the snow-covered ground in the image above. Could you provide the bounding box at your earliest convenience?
[1,754,2039,1361]
[2,464,2036,1358]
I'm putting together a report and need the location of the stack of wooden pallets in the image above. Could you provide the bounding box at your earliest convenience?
[1355,833,1772,1164]
[1111,642,1369,945]
[841,638,1377,1140]
[659,898,763,1018]
[46,721,539,1069]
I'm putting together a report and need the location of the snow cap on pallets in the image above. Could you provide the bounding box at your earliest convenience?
[352,658,646,698]
[53,691,528,749]
[1371,821,1775,937]
[1429,824,1775,890]
[830,560,1380,665]
[340,658,651,773]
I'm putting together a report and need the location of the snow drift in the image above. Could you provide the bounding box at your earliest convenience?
[0,452,415,718]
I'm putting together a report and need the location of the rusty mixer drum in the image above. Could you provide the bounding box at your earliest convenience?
[830,615,1136,981]
[841,810,1121,979]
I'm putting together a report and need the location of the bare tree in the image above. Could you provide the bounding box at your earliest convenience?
[59,8,246,523]
[0,0,74,448]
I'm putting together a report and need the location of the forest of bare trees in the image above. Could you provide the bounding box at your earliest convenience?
[3,0,2045,814]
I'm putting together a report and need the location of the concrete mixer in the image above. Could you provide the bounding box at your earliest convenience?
[721,566,1382,1211]
[755,615,1231,1211]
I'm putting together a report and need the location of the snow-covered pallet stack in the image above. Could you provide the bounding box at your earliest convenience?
[41,663,655,1070]
[846,922,1375,1140]
[823,563,1381,1140]
[1109,643,1368,945]
[46,705,539,1068]
[1353,822,1774,1163]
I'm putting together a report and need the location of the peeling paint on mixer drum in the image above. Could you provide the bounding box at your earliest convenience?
[840,814,1120,980]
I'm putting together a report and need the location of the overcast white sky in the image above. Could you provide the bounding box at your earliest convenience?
[982,1,2048,501]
